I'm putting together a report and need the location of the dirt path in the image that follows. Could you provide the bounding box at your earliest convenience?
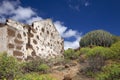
[49,61,94,80]
[49,61,79,80]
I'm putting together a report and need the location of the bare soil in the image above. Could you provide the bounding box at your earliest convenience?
[49,60,94,80]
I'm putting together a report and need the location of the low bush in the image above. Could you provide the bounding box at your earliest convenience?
[86,46,113,72]
[38,63,50,73]
[64,48,75,59]
[112,35,120,43]
[96,63,120,80]
[0,52,20,79]
[78,47,91,63]
[64,48,80,60]
[21,58,49,73]
[80,47,91,54]
[17,73,56,80]
[110,41,120,59]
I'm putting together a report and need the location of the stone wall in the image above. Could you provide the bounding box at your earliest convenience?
[0,19,64,61]
[0,24,7,52]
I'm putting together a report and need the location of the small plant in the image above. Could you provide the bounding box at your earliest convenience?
[64,48,79,60]
[112,35,120,43]
[64,48,75,59]
[110,41,120,59]
[86,46,113,72]
[96,63,120,80]
[38,63,50,73]
[80,47,91,54]
[17,73,56,80]
[21,58,47,73]
[0,52,20,79]
[78,47,91,63]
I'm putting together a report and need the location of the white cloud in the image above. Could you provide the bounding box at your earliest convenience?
[11,6,36,21]
[68,0,90,11]
[0,0,17,15]
[84,1,90,7]
[0,0,36,22]
[63,29,77,38]
[54,21,82,49]
[26,16,43,24]
[0,0,82,50]
[54,21,67,36]
[69,4,80,11]
[64,36,81,50]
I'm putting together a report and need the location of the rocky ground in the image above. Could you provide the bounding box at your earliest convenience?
[49,60,94,80]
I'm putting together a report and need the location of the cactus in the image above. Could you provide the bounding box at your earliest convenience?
[80,30,113,47]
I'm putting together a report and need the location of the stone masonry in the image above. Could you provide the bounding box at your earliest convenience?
[0,19,64,61]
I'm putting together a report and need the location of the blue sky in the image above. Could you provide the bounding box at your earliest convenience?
[0,0,120,49]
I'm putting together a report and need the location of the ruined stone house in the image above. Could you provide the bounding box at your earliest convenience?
[0,19,64,61]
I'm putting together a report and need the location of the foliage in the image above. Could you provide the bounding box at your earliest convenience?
[86,46,113,58]
[78,47,91,63]
[0,52,20,79]
[17,73,56,80]
[112,35,120,43]
[96,63,120,80]
[64,48,75,59]
[74,50,81,57]
[110,41,120,59]
[80,47,91,54]
[80,30,113,47]
[86,46,113,72]
[21,58,49,73]
[38,63,50,73]
[64,48,80,60]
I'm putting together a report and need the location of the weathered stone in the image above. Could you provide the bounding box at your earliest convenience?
[0,23,5,27]
[7,28,15,37]
[28,33,34,37]
[63,74,72,80]
[31,28,37,33]
[26,44,33,49]
[25,56,34,61]
[33,39,37,44]
[16,46,22,50]
[13,51,23,56]
[8,43,14,48]
[31,50,36,56]
[23,32,26,36]
[14,38,23,44]
[65,64,70,68]
[41,28,44,32]
[0,19,64,61]
[17,33,22,39]
[36,35,39,40]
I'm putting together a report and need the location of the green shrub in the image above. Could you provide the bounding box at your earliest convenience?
[96,63,120,80]
[86,46,113,58]
[74,50,81,57]
[110,41,120,59]
[80,47,91,54]
[112,35,120,43]
[64,48,74,59]
[64,48,79,60]
[0,52,20,79]
[18,73,56,80]
[86,46,113,72]
[21,58,49,73]
[78,47,91,63]
[80,30,113,47]
[38,63,50,73]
